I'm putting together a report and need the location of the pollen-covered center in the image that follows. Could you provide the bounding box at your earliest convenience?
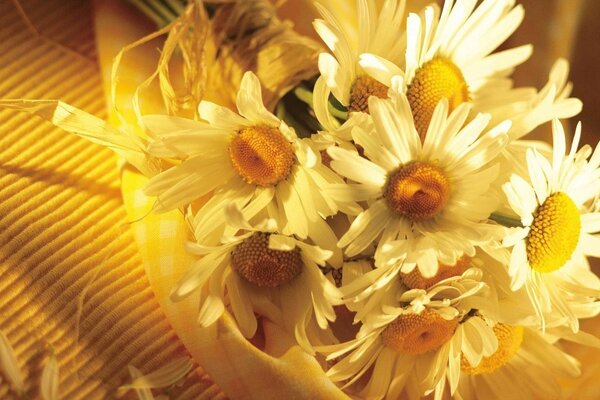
[526,192,581,273]
[381,310,458,355]
[231,232,303,287]
[461,323,524,375]
[348,75,389,113]
[384,161,450,221]
[401,255,471,289]
[229,125,295,187]
[407,57,469,140]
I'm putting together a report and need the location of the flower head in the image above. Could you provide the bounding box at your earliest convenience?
[501,120,600,331]
[312,0,407,129]
[319,262,490,399]
[326,88,509,277]
[171,204,342,352]
[143,71,356,264]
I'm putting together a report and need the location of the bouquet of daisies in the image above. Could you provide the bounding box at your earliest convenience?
[3,0,600,399]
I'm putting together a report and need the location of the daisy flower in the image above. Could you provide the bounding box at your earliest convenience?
[318,266,489,400]
[358,0,579,142]
[312,0,407,129]
[501,119,600,331]
[171,204,342,353]
[449,322,581,400]
[143,71,356,264]
[326,88,509,277]
[339,255,493,322]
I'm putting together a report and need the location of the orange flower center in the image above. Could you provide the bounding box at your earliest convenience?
[348,75,389,113]
[229,125,294,187]
[382,310,458,355]
[407,57,469,140]
[384,161,450,221]
[461,323,524,375]
[231,233,303,287]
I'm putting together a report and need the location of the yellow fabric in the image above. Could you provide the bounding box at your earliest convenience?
[0,0,222,398]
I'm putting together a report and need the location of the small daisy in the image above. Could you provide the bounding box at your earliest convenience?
[143,71,356,264]
[449,322,581,400]
[326,88,509,277]
[358,0,538,140]
[318,266,489,400]
[501,119,600,331]
[312,0,407,129]
[340,255,493,322]
[171,204,342,353]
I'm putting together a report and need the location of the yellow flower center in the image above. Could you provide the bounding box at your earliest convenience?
[526,192,581,273]
[384,161,450,221]
[229,125,295,187]
[381,310,458,355]
[231,232,303,287]
[348,75,389,113]
[461,323,524,375]
[401,255,471,289]
[407,57,469,140]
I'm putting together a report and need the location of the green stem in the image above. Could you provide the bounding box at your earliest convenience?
[294,86,347,123]
[148,0,179,22]
[293,86,314,107]
[328,102,348,120]
[276,103,313,139]
[126,0,188,27]
[489,212,523,228]
[164,0,186,14]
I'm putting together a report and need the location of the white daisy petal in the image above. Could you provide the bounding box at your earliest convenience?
[329,146,387,186]
[581,214,600,233]
[236,72,279,125]
[198,101,249,129]
[143,114,207,135]
[313,76,340,131]
[509,240,528,291]
[226,274,258,338]
[359,53,404,87]
[269,234,297,251]
[527,149,549,205]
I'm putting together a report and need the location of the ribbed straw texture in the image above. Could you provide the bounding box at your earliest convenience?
[0,1,224,398]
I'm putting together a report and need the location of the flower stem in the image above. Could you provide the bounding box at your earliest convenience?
[126,0,187,27]
[489,213,522,228]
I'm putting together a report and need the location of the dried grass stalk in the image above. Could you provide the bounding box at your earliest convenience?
[113,0,321,123]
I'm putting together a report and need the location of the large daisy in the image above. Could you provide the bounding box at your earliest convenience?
[171,204,342,353]
[501,119,600,331]
[312,0,407,129]
[358,0,580,143]
[318,266,490,400]
[326,88,509,277]
[142,71,357,264]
